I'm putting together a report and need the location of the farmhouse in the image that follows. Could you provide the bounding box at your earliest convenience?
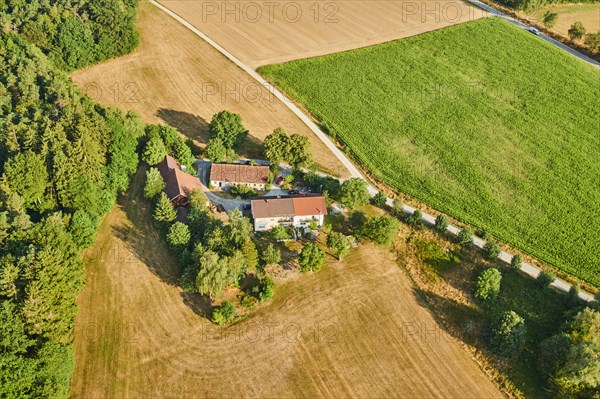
[210,163,270,190]
[251,195,327,232]
[157,155,202,207]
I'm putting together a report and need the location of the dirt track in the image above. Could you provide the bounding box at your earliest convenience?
[159,0,488,68]
[69,168,503,399]
[70,3,349,176]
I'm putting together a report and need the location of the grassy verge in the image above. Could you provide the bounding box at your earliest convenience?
[258,17,600,287]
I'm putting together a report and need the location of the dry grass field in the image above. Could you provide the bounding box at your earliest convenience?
[69,168,503,398]
[522,3,600,40]
[70,2,348,176]
[158,0,488,68]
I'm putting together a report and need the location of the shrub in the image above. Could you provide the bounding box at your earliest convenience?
[253,276,275,301]
[363,215,399,246]
[271,225,289,241]
[476,230,490,240]
[435,214,449,233]
[405,210,424,229]
[537,270,556,287]
[372,191,386,207]
[240,295,258,309]
[483,241,501,260]
[457,228,474,247]
[511,254,523,270]
[474,268,502,301]
[211,301,236,325]
[298,243,326,273]
[543,11,558,28]
[568,21,586,41]
[488,311,527,358]
[261,243,281,265]
[391,198,404,218]
[326,231,353,260]
[230,184,258,199]
[584,32,600,53]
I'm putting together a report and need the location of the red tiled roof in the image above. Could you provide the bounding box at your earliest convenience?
[251,195,328,219]
[210,163,269,185]
[292,195,327,217]
[157,155,201,201]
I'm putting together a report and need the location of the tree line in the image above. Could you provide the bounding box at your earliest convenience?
[0,31,144,397]
[0,0,140,70]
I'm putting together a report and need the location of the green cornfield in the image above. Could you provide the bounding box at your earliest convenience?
[259,18,600,287]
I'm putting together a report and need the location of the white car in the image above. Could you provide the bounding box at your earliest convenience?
[528,27,540,35]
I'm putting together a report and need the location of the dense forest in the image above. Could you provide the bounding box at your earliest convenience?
[0,0,142,397]
[0,0,139,70]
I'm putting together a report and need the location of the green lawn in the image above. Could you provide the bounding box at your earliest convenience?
[258,17,600,287]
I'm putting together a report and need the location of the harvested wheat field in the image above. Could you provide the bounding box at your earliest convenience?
[70,2,348,176]
[158,0,488,68]
[69,168,503,399]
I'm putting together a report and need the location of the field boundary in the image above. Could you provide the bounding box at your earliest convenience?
[149,1,595,302]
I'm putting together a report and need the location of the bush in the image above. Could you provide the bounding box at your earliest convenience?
[434,214,449,233]
[298,243,326,273]
[326,231,353,260]
[476,230,490,240]
[483,241,501,260]
[211,301,236,325]
[457,228,474,247]
[271,225,289,241]
[261,243,281,265]
[511,254,523,270]
[568,21,586,41]
[363,215,399,246]
[474,268,502,301]
[391,198,404,218]
[253,276,275,301]
[543,11,558,28]
[372,191,386,207]
[230,184,258,199]
[537,270,556,287]
[488,310,527,358]
[405,210,424,229]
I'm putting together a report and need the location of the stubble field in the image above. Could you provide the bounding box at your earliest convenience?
[158,0,488,68]
[69,168,503,398]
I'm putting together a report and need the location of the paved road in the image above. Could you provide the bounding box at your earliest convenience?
[467,0,600,68]
[153,1,596,302]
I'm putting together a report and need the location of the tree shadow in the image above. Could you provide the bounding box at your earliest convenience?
[111,167,214,318]
[180,291,213,318]
[157,108,209,144]
[157,108,265,159]
[411,287,486,348]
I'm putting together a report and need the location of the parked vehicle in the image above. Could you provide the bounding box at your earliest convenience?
[288,190,300,195]
[241,204,251,211]
[276,176,284,185]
